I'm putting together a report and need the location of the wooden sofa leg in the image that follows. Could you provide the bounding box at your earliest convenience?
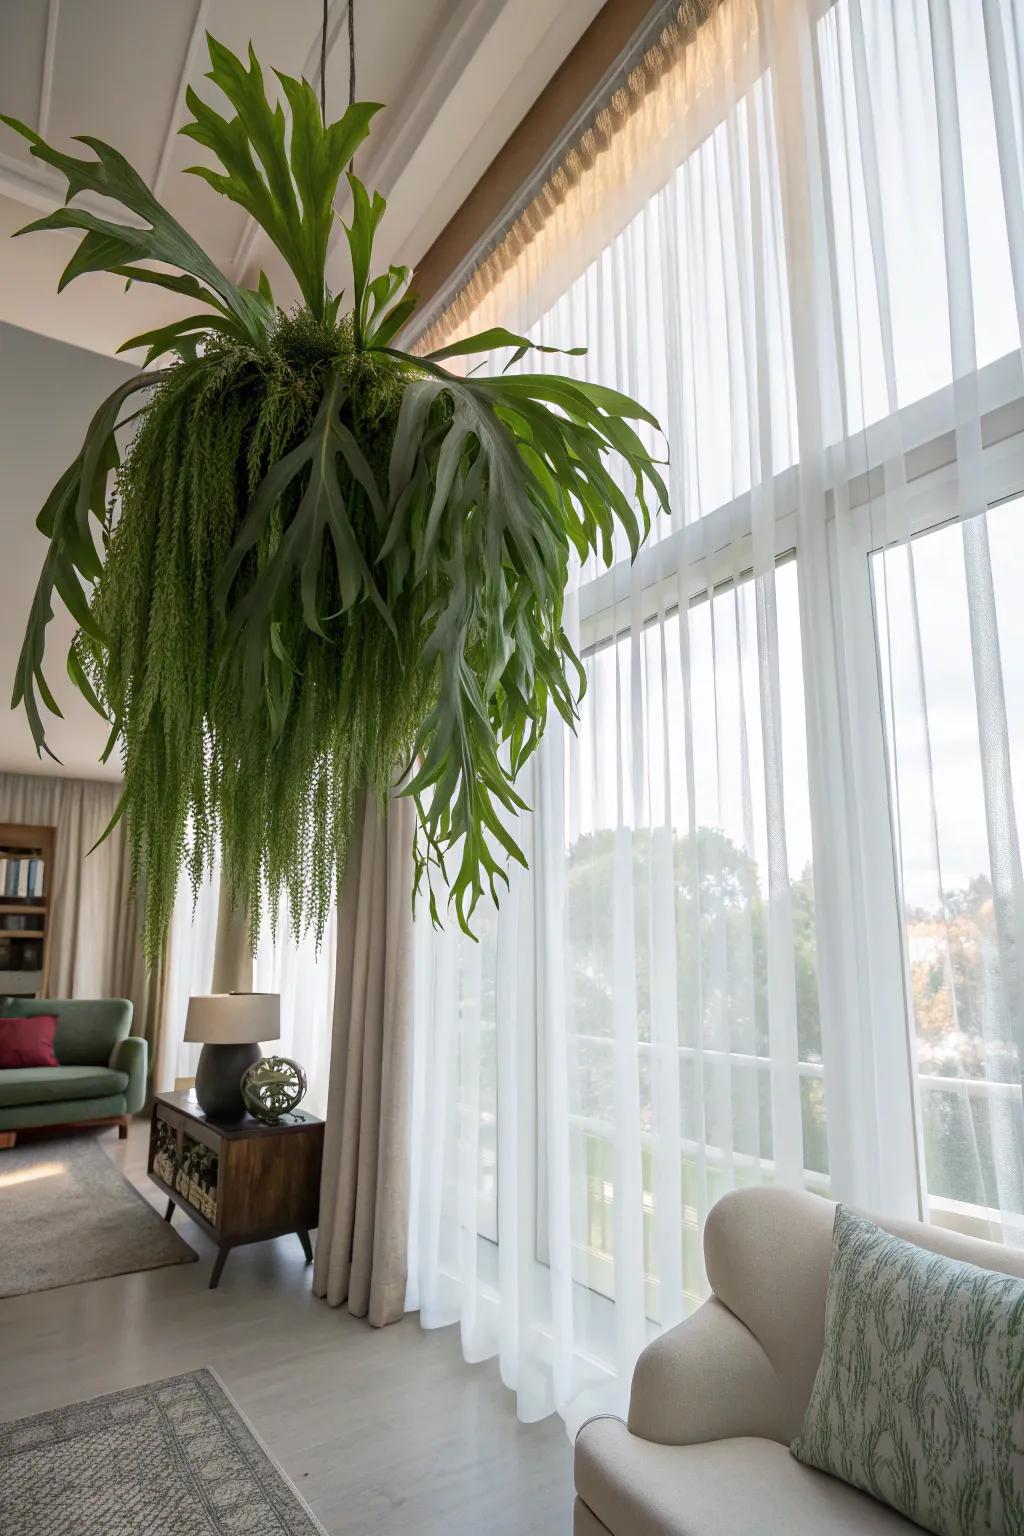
[0,1131,16,1150]
[118,1117,129,1141]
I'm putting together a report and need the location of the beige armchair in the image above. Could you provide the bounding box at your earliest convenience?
[574,1186,1024,1535]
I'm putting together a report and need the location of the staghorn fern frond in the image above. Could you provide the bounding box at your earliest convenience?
[5,34,669,958]
[179,37,381,323]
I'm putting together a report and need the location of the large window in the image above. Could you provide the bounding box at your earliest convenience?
[406,0,1024,1430]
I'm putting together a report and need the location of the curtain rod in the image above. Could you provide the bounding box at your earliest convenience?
[408,0,715,345]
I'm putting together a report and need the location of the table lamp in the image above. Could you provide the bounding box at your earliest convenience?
[184,992,280,1121]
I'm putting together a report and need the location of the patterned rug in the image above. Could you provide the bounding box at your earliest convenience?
[0,1369,328,1535]
[0,1136,196,1297]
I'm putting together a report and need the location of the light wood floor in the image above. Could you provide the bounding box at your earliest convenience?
[0,1120,573,1534]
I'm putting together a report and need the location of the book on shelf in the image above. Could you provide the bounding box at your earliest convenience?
[0,856,46,901]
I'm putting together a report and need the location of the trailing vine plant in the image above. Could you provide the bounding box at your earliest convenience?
[3,35,668,961]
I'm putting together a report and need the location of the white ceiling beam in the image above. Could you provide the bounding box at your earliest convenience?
[37,0,60,140]
[230,0,350,282]
[153,0,210,199]
[0,152,63,218]
[8,0,201,230]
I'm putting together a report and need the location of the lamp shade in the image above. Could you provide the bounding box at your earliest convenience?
[184,992,280,1045]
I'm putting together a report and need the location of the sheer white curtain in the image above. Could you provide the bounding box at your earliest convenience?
[254,896,336,1118]
[158,871,336,1113]
[406,0,1024,1430]
[157,862,220,1092]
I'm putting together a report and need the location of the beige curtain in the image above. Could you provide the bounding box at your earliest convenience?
[129,932,167,1075]
[313,791,414,1327]
[0,771,158,1042]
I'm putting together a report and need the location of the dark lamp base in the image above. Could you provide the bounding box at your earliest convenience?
[194,1042,261,1122]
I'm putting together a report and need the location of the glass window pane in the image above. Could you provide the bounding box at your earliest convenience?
[567,558,826,1311]
[873,499,1024,1234]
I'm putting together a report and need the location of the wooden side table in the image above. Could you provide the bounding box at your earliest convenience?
[148,1090,324,1289]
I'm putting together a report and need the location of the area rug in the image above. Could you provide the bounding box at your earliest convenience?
[0,1136,196,1297]
[0,1368,327,1535]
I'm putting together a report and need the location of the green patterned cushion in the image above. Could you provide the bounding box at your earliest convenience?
[792,1206,1024,1535]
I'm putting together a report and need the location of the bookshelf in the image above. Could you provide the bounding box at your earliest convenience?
[0,823,55,998]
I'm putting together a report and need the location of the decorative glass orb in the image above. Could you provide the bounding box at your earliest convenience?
[240,1055,307,1124]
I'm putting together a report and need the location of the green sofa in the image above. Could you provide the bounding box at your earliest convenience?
[0,998,147,1147]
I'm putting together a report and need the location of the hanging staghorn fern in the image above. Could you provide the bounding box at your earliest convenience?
[4,36,668,961]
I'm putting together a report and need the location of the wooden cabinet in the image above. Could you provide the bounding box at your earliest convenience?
[0,822,54,999]
[148,1090,324,1288]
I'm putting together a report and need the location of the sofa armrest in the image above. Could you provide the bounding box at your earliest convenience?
[109,1035,148,1115]
[627,1296,796,1447]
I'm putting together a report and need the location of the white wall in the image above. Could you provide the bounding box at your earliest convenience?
[0,321,135,779]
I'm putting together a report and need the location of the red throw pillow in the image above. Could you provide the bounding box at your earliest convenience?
[0,1014,59,1069]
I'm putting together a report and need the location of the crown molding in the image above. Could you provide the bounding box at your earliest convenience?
[0,149,147,230]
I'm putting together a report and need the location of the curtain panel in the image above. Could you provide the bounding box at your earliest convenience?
[313,793,415,1327]
[156,867,338,1101]
[0,771,152,1036]
[406,0,1024,1432]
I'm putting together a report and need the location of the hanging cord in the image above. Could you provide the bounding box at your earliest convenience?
[348,0,356,108]
[346,2,356,171]
[320,0,328,122]
[319,1,356,122]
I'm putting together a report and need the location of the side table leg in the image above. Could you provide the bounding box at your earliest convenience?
[163,1199,175,1223]
[209,1245,231,1289]
[296,1229,313,1264]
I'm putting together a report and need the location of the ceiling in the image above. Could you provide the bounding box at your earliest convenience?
[0,0,606,358]
[0,0,605,780]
